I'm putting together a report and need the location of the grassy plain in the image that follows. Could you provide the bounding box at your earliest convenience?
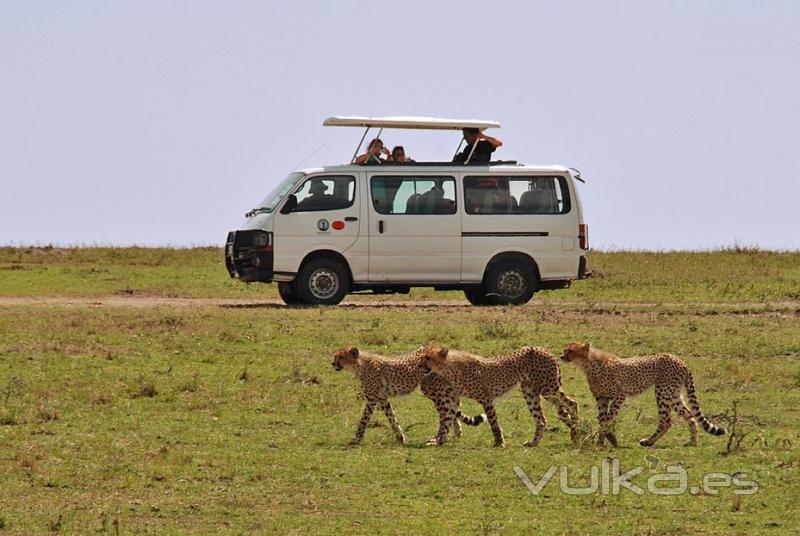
[2,246,799,303]
[0,247,799,534]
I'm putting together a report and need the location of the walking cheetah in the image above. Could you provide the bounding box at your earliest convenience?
[332,346,486,445]
[560,342,726,447]
[420,346,578,447]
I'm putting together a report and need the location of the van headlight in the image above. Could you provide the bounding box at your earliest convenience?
[253,231,272,247]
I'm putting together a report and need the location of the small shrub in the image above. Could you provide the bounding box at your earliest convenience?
[569,420,595,448]
[286,360,320,385]
[238,367,250,382]
[360,332,387,346]
[131,378,157,398]
[35,398,59,423]
[178,373,200,392]
[48,514,62,532]
[92,394,113,406]
[19,455,37,473]
[0,412,19,426]
[475,320,519,340]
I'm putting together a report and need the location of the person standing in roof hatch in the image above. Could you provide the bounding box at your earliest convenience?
[355,138,391,165]
[390,146,415,163]
[453,128,503,163]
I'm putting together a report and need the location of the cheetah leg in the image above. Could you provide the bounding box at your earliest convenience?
[452,397,463,438]
[427,398,458,446]
[560,390,579,427]
[352,399,377,444]
[595,396,610,445]
[640,386,673,447]
[522,389,546,447]
[546,390,578,429]
[674,395,698,447]
[603,396,625,448]
[482,402,505,447]
[380,400,406,445]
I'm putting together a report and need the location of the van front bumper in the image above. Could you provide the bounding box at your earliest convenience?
[225,230,274,282]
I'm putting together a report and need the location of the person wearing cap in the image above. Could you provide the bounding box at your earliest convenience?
[297,179,332,209]
[453,128,503,163]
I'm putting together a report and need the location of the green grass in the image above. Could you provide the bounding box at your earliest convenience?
[1,246,799,302]
[0,248,799,534]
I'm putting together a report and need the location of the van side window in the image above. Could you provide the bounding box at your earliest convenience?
[464,176,570,214]
[293,175,356,212]
[370,176,456,215]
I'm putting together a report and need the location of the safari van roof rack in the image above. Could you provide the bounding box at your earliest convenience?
[349,160,519,167]
[323,115,501,165]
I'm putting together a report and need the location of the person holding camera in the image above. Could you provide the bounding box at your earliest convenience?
[355,138,391,165]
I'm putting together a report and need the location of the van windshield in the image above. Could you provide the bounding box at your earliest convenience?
[249,172,305,215]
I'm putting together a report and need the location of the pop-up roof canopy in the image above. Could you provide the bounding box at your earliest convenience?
[323,115,501,130]
[324,116,502,164]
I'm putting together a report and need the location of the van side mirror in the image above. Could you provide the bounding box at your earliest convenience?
[280,195,298,214]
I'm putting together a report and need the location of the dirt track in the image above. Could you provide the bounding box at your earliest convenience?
[0,296,798,315]
[0,296,460,308]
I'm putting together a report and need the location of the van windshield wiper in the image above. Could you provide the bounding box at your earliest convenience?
[245,207,272,218]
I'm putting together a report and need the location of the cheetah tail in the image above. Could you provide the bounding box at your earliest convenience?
[684,370,726,436]
[458,410,487,426]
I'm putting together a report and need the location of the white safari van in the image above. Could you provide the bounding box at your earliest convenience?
[225,116,589,305]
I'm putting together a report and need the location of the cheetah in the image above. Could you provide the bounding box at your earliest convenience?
[560,342,726,447]
[332,346,486,445]
[420,346,578,447]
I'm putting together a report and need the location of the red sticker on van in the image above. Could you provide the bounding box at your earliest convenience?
[331,221,345,230]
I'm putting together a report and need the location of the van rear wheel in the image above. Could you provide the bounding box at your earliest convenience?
[277,282,302,306]
[296,258,349,305]
[485,260,536,305]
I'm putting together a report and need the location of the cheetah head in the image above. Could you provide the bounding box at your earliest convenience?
[420,345,449,374]
[332,346,359,371]
[561,342,591,364]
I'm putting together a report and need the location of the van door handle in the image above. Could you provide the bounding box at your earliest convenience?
[345,216,358,222]
[378,220,384,234]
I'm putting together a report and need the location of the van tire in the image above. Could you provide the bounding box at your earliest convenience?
[463,287,493,306]
[295,258,349,305]
[277,282,302,306]
[485,259,536,305]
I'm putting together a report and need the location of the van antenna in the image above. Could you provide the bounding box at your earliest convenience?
[293,142,327,170]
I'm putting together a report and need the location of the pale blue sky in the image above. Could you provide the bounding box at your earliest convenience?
[2,1,798,249]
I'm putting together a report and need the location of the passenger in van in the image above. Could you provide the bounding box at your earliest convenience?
[419,180,447,213]
[453,128,503,163]
[494,183,518,213]
[466,177,498,213]
[390,146,415,163]
[355,138,390,165]
[297,179,332,210]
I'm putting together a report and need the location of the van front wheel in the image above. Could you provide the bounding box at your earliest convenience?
[485,260,536,305]
[463,287,492,306]
[296,259,349,305]
[277,282,302,306]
